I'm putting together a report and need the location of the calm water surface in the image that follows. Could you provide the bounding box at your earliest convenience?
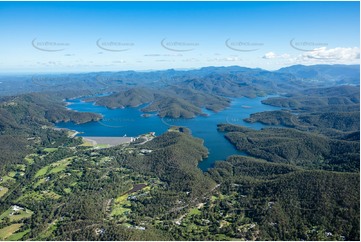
[57,95,280,171]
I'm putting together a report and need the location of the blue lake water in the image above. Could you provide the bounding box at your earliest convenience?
[56,96,281,171]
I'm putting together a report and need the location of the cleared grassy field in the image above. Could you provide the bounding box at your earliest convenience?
[0,209,11,220]
[63,188,71,194]
[15,191,46,203]
[42,191,61,200]
[15,164,26,171]
[0,176,15,184]
[210,195,218,202]
[24,154,37,165]
[34,167,49,178]
[6,229,30,241]
[49,166,66,174]
[34,157,73,178]
[115,194,128,203]
[43,148,58,153]
[33,178,46,188]
[35,221,57,240]
[7,172,16,178]
[188,208,201,216]
[111,194,131,217]
[0,207,33,222]
[111,205,131,217]
[16,189,61,206]
[0,186,8,198]
[9,209,33,222]
[0,224,22,240]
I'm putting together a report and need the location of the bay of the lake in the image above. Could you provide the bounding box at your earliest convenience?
[56,96,281,171]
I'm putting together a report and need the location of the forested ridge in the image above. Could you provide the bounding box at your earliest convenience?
[208,156,359,240]
[218,124,359,172]
[0,93,101,176]
[0,64,359,240]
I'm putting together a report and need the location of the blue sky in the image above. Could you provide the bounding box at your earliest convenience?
[0,1,359,73]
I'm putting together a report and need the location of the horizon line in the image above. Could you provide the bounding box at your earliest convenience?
[0,63,359,76]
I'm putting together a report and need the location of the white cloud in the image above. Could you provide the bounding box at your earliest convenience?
[144,53,183,57]
[207,56,241,62]
[225,56,240,61]
[182,58,199,62]
[280,53,291,59]
[263,52,290,59]
[263,52,277,59]
[144,54,161,57]
[262,47,360,67]
[112,60,126,64]
[300,47,360,61]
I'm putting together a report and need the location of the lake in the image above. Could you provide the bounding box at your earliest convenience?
[56,95,281,171]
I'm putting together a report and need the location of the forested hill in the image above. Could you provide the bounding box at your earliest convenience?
[0,92,101,175]
[0,93,101,132]
[243,85,360,141]
[208,82,360,240]
[0,64,358,118]
[85,66,359,118]
[218,124,359,172]
[207,155,359,240]
[0,64,359,240]
[0,93,218,240]
[262,85,360,112]
[277,64,360,85]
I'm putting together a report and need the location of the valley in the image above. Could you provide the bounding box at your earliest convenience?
[56,94,281,171]
[0,0,359,240]
[0,64,359,240]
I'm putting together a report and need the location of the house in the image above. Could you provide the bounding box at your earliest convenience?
[140,149,152,154]
[325,232,333,237]
[134,226,146,230]
[11,205,24,211]
[268,201,275,208]
[95,228,105,235]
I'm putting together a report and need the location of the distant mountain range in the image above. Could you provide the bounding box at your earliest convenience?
[0,63,359,241]
[277,64,360,85]
[0,64,359,97]
[0,64,358,119]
